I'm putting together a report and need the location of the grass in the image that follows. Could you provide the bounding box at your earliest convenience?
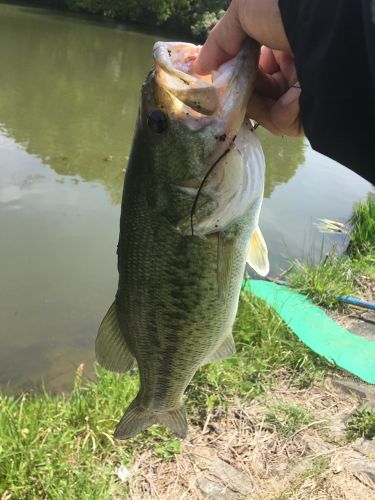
[279,457,331,499]
[288,252,355,309]
[347,197,375,257]
[351,252,375,281]
[288,198,375,309]
[266,402,314,438]
[1,201,372,497]
[0,294,331,498]
[348,197,375,285]
[347,409,375,440]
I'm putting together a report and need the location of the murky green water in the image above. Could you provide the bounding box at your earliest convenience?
[0,4,372,393]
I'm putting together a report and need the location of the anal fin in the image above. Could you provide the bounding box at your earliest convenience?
[95,301,135,373]
[202,330,236,365]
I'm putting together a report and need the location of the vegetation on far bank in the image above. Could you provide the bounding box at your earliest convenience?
[36,0,229,38]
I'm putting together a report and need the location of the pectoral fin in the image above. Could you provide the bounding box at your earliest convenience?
[247,226,269,276]
[217,231,235,300]
[95,301,135,373]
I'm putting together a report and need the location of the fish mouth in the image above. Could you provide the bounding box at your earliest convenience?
[152,40,259,128]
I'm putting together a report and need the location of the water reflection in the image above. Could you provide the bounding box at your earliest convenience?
[0,4,372,394]
[0,4,156,203]
[257,129,306,198]
[0,4,304,206]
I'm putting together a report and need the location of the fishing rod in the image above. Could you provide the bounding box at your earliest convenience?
[264,277,375,311]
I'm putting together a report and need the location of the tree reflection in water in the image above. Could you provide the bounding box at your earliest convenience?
[0,5,305,205]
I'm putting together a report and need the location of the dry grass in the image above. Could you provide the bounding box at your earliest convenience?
[122,375,375,499]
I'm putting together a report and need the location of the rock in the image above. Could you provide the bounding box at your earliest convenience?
[361,398,375,411]
[347,459,375,483]
[332,378,375,401]
[353,438,375,459]
[196,477,239,500]
[349,312,375,342]
[327,414,349,437]
[210,457,255,496]
[302,435,333,454]
[194,453,255,498]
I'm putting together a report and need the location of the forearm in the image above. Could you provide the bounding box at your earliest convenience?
[279,0,375,182]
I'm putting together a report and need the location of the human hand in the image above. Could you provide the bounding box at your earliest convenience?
[249,47,303,136]
[193,0,303,137]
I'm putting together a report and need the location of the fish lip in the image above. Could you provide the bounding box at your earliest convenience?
[152,40,260,128]
[153,42,202,86]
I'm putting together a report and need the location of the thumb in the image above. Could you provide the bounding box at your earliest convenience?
[192,2,246,75]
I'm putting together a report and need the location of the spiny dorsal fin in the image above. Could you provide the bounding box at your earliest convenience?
[247,226,269,276]
[95,301,135,373]
[114,396,188,440]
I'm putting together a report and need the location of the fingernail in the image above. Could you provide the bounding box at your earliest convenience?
[290,81,301,89]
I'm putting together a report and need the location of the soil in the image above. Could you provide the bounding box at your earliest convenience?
[123,376,375,499]
[122,276,375,498]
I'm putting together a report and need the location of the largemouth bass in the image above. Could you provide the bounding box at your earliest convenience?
[96,40,269,440]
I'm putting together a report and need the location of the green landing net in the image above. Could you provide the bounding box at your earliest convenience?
[242,280,375,384]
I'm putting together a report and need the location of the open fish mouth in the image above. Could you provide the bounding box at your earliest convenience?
[152,40,259,127]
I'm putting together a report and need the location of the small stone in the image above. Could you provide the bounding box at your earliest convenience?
[209,423,224,434]
[116,465,130,482]
[333,465,343,474]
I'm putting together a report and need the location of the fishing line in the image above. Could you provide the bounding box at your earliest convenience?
[190,147,230,236]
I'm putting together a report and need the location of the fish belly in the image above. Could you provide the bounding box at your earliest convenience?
[117,204,250,409]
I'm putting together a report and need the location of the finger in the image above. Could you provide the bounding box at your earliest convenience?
[193,2,245,75]
[246,93,283,135]
[271,86,303,135]
[258,46,279,74]
[254,70,283,99]
[255,69,291,99]
[273,51,298,85]
[247,87,304,136]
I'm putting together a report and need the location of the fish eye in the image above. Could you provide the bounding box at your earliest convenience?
[148,110,168,133]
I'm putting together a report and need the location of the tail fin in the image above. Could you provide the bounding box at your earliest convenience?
[114,396,188,440]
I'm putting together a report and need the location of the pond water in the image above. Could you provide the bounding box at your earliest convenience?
[0,3,372,393]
